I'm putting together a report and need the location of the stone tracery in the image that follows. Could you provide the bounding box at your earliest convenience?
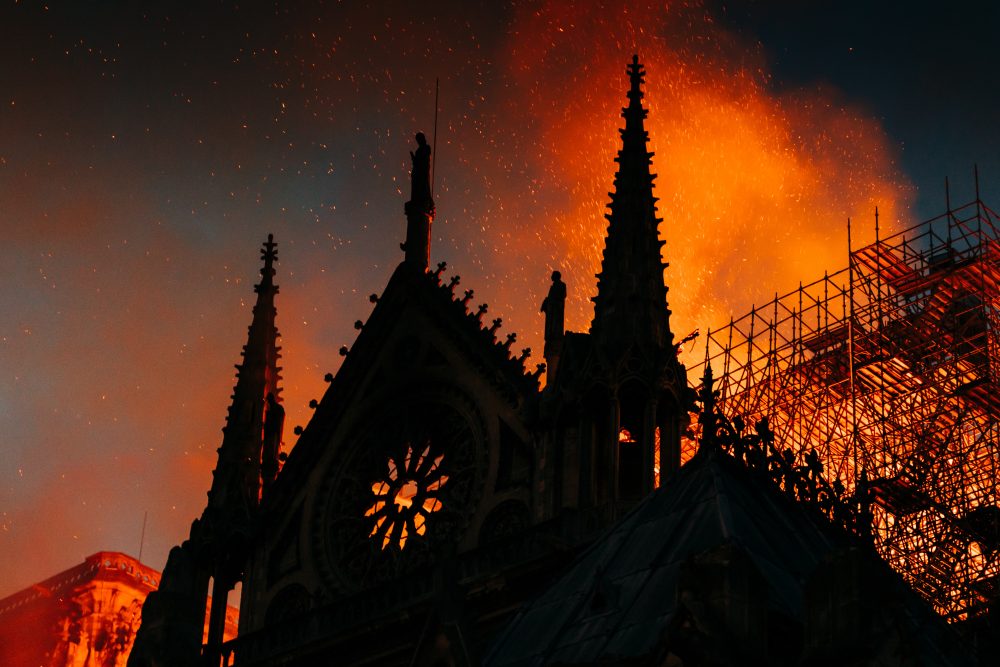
[365,441,449,550]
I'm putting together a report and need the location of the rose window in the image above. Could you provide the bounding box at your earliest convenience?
[315,397,484,592]
[364,441,448,550]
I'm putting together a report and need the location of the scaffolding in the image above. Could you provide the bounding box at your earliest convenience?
[687,197,1000,621]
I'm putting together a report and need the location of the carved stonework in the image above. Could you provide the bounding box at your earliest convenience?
[311,389,488,594]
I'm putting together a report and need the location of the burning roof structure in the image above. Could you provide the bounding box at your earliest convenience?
[690,194,1000,621]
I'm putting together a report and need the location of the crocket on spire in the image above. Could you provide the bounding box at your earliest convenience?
[590,55,673,352]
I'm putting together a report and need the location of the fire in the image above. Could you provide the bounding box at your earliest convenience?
[618,427,662,488]
[275,1,913,471]
[475,0,912,368]
[689,200,1000,620]
[393,480,419,510]
[654,427,661,488]
[282,0,916,572]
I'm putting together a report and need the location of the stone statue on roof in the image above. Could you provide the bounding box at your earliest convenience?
[541,271,566,343]
[409,132,434,215]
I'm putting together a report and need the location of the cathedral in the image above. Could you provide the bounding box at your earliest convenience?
[126,57,985,666]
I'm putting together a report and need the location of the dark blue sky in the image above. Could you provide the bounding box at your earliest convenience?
[714,0,1000,216]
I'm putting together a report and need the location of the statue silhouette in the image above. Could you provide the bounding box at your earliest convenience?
[541,271,566,342]
[409,132,434,215]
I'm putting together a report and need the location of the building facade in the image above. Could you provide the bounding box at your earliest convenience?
[0,552,235,667]
[126,56,987,666]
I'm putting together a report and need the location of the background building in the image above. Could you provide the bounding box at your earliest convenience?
[0,552,236,667]
[0,552,153,667]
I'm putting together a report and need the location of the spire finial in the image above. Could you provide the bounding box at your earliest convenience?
[260,233,277,287]
[590,56,671,351]
[627,54,645,94]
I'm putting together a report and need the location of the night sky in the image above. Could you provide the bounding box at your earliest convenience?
[2,0,997,596]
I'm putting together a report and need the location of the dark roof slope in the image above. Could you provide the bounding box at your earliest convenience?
[484,451,971,666]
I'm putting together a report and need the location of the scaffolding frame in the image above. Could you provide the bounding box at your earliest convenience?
[686,198,1000,621]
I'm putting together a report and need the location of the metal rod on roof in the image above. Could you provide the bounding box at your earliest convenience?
[431,77,440,199]
[725,317,733,380]
[847,217,859,478]
[138,511,148,564]
[875,206,888,459]
[975,164,983,225]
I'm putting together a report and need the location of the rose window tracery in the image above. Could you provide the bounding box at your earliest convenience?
[314,395,485,593]
[365,441,448,550]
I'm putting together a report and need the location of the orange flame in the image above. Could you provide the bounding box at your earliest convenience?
[277,0,916,518]
[469,0,914,370]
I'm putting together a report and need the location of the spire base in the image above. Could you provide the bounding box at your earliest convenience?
[403,202,434,270]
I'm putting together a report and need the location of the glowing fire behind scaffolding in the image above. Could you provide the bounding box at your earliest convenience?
[687,199,1000,620]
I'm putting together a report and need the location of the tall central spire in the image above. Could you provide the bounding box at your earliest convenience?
[590,55,672,351]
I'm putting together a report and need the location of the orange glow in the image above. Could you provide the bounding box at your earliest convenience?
[0,1,924,600]
[618,428,634,443]
[275,1,913,537]
[653,427,661,488]
[474,0,912,373]
[689,202,1000,621]
[365,443,448,550]
[393,479,419,510]
[0,553,238,667]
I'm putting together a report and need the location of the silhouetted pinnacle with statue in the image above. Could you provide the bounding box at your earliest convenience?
[403,132,435,269]
[541,270,566,381]
[541,271,566,341]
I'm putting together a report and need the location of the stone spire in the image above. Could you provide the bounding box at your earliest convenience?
[590,55,672,351]
[207,234,283,515]
[129,236,284,667]
[201,234,283,657]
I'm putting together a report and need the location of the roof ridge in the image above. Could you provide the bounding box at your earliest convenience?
[424,261,543,389]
